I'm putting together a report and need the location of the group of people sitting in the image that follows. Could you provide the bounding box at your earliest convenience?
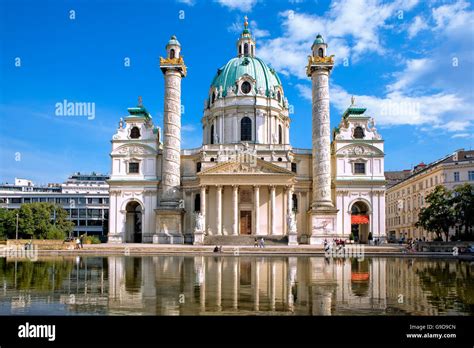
[254,238,265,248]
[323,238,346,252]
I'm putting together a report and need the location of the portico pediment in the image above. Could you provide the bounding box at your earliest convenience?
[199,159,295,176]
[112,143,157,156]
[336,143,383,157]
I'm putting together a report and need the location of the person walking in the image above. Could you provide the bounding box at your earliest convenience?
[79,234,84,249]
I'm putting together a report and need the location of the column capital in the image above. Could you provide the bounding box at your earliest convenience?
[216,185,223,190]
[232,184,239,190]
[253,185,260,189]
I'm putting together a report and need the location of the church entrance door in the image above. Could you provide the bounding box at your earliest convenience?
[125,201,142,243]
[240,211,252,235]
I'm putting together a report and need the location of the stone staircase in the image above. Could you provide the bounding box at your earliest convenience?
[203,235,288,246]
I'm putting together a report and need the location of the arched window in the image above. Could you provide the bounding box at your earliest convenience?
[211,91,216,104]
[354,126,365,139]
[318,48,324,57]
[241,81,251,94]
[239,45,242,56]
[210,124,214,144]
[194,194,201,212]
[196,162,202,173]
[278,125,283,144]
[244,43,249,56]
[277,90,282,103]
[170,49,175,59]
[130,127,140,139]
[251,45,254,56]
[240,117,252,141]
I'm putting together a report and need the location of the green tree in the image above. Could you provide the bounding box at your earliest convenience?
[0,208,16,239]
[416,186,456,241]
[0,203,73,240]
[18,204,35,238]
[452,184,474,240]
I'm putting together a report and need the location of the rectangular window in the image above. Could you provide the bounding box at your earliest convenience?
[430,177,433,187]
[354,163,365,174]
[129,162,139,174]
[454,172,460,182]
[435,176,438,185]
[419,182,423,190]
[468,171,474,181]
[10,198,22,204]
[23,198,31,203]
[291,163,297,173]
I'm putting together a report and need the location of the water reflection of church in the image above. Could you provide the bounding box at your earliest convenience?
[106,256,389,315]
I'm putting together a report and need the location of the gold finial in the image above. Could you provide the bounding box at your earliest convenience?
[351,95,355,106]
[244,16,248,29]
[138,96,143,107]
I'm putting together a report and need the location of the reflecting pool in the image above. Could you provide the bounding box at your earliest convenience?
[0,256,472,315]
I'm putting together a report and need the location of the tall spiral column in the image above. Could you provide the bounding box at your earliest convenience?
[161,69,183,203]
[306,34,338,245]
[155,36,187,244]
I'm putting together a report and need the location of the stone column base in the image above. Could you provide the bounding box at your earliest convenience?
[107,234,124,244]
[308,207,339,245]
[193,230,205,245]
[288,233,299,246]
[154,208,184,245]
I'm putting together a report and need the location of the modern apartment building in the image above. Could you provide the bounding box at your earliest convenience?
[0,173,109,238]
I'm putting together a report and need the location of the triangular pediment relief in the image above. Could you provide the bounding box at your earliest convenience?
[112,143,157,156]
[336,144,383,157]
[199,159,295,176]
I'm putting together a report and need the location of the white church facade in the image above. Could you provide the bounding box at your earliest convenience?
[107,20,386,245]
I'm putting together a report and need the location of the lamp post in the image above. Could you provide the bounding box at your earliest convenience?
[15,213,19,240]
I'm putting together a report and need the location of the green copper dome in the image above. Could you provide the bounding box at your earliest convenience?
[210,56,282,97]
[314,34,325,45]
[167,35,181,47]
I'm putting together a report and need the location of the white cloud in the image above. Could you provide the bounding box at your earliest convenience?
[266,1,473,134]
[407,16,429,38]
[228,19,269,38]
[257,1,419,78]
[451,133,472,138]
[432,0,472,34]
[182,124,196,132]
[215,0,258,12]
[295,84,312,101]
[296,82,469,131]
[250,20,269,38]
[386,58,434,93]
[177,0,196,5]
[442,120,472,132]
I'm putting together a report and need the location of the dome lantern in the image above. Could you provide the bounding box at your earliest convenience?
[166,35,181,59]
[311,33,327,58]
[236,16,256,58]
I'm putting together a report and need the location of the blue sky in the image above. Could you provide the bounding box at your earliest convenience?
[0,0,473,184]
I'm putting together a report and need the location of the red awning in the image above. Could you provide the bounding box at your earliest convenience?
[351,215,369,224]
[351,272,370,281]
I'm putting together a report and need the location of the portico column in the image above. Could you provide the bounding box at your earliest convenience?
[254,185,260,235]
[270,185,276,235]
[200,185,207,232]
[287,186,293,214]
[232,185,239,235]
[216,185,222,235]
